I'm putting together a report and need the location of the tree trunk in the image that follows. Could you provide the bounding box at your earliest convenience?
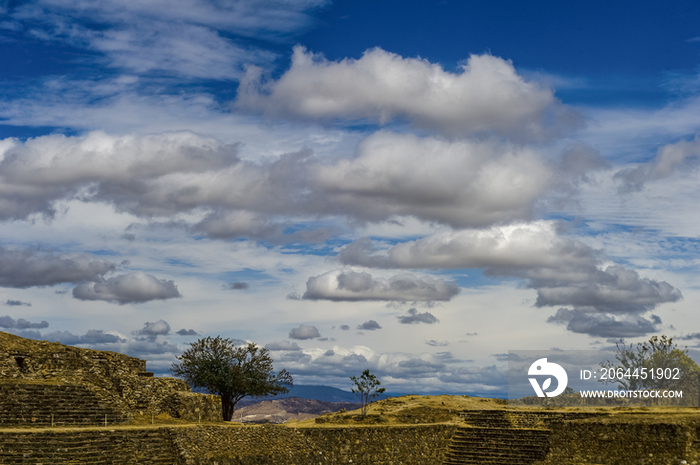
[221,396,235,421]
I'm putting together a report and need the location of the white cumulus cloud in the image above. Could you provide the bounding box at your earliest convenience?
[302,269,459,302]
[615,136,700,192]
[133,319,172,338]
[338,221,681,337]
[0,246,115,288]
[312,132,552,227]
[237,46,580,139]
[288,324,321,340]
[72,271,181,304]
[0,130,560,230]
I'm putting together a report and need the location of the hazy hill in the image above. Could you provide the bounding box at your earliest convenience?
[233,397,362,424]
[238,384,404,405]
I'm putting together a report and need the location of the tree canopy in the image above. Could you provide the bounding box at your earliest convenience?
[601,335,699,399]
[171,336,292,421]
[350,369,386,416]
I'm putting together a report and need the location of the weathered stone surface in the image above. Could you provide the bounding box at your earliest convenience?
[171,424,458,465]
[0,415,699,464]
[0,381,129,426]
[297,425,457,465]
[541,420,700,465]
[0,331,220,425]
[444,409,700,465]
[0,427,183,464]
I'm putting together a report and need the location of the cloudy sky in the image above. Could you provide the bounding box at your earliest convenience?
[1,0,699,396]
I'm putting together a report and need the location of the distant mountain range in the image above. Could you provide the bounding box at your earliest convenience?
[194,384,501,403]
[234,397,361,424]
[239,385,405,404]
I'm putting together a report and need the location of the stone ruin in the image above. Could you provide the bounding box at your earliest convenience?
[0,331,220,426]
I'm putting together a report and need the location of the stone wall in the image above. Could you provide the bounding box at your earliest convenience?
[171,425,318,464]
[171,424,458,465]
[299,425,457,465]
[541,419,700,465]
[172,392,222,422]
[0,424,456,464]
[1,420,700,464]
[0,380,130,426]
[0,427,182,464]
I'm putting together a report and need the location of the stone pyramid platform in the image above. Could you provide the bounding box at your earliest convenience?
[442,409,600,465]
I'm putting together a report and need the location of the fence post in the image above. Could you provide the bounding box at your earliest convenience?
[104,414,107,427]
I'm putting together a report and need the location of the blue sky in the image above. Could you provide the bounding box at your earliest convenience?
[1,0,699,396]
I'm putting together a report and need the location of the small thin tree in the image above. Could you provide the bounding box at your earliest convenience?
[600,335,699,405]
[350,369,386,416]
[601,335,699,391]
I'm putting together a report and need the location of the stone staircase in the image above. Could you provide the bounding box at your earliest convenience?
[0,382,130,427]
[0,428,182,464]
[443,426,551,465]
[443,410,550,465]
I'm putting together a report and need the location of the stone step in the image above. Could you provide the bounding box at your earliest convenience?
[0,416,129,425]
[452,431,549,438]
[453,428,550,438]
[448,442,549,452]
[447,440,549,450]
[444,454,547,464]
[445,452,547,461]
[450,440,548,449]
[0,407,115,411]
[443,458,531,465]
[446,445,548,456]
[444,454,546,463]
[444,455,543,465]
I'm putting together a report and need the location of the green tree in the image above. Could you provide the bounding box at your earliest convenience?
[350,369,386,416]
[171,336,293,421]
[601,335,699,399]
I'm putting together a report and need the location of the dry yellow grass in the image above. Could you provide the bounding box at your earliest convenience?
[291,395,700,428]
[293,394,507,427]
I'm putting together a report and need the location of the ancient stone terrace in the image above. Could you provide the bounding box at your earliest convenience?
[0,428,181,464]
[0,331,220,426]
[0,381,129,426]
[3,332,700,464]
[443,409,605,465]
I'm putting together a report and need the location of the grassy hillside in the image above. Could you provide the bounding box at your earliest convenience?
[294,394,507,426]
